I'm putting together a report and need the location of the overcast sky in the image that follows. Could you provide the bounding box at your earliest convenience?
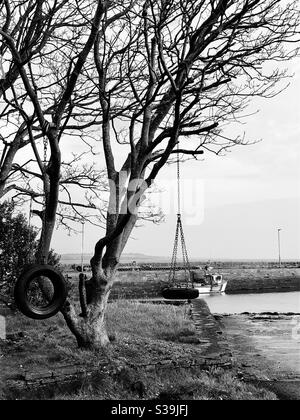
[52,60,300,261]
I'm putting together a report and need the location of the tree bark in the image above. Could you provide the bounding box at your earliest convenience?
[61,210,138,350]
[36,129,61,265]
[0,125,27,198]
[63,271,114,349]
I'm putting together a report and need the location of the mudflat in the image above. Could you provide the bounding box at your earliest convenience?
[220,314,300,399]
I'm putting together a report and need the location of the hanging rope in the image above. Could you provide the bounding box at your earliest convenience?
[168,144,193,287]
[25,135,48,265]
[176,143,181,214]
[43,137,48,167]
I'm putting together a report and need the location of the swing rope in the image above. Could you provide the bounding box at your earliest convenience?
[25,133,48,265]
[168,144,193,287]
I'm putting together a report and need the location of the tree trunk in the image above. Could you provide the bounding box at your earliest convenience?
[35,131,61,300]
[37,133,61,264]
[0,179,5,199]
[36,218,56,265]
[63,271,114,350]
[63,210,138,349]
[74,296,111,350]
[61,176,137,350]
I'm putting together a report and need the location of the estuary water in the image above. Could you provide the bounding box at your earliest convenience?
[200,291,300,314]
[202,291,300,383]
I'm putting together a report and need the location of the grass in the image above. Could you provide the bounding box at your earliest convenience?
[106,300,196,342]
[1,300,277,400]
[56,367,277,400]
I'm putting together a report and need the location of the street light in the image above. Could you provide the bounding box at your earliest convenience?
[277,228,282,268]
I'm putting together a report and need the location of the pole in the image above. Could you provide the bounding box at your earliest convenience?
[81,221,85,272]
[277,228,282,268]
[28,198,33,262]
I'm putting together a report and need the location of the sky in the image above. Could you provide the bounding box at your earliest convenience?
[51,60,300,261]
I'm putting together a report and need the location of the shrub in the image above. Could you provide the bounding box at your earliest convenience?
[0,201,60,298]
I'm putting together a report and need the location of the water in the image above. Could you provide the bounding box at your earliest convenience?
[203,291,300,380]
[200,291,300,314]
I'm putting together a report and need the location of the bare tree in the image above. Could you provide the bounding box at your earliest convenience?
[57,0,299,349]
[1,0,300,349]
[0,0,112,261]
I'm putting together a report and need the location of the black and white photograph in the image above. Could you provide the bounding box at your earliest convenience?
[0,0,299,405]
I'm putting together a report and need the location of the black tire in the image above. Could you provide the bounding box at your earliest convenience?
[161,287,199,300]
[14,264,68,320]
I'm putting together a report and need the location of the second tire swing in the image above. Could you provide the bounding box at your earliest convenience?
[161,142,199,301]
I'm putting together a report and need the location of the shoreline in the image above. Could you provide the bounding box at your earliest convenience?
[217,312,300,400]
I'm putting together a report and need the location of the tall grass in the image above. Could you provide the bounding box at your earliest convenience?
[106,301,196,342]
[57,366,277,400]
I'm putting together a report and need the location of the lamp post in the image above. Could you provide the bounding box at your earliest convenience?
[277,228,282,268]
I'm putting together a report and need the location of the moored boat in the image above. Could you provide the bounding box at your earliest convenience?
[192,270,227,295]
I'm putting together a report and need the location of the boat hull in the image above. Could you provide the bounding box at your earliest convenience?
[195,281,227,294]
[161,287,199,300]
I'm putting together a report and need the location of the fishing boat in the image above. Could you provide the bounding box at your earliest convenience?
[191,268,227,294]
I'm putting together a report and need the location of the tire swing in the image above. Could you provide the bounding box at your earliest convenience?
[161,145,199,301]
[14,264,68,320]
[14,143,68,320]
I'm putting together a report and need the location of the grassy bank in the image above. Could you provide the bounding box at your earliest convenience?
[1,301,276,400]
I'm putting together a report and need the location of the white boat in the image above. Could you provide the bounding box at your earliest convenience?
[193,273,227,294]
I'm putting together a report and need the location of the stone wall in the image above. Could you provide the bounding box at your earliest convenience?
[224,268,300,294]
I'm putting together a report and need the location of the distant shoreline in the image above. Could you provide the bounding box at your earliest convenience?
[60,253,300,267]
